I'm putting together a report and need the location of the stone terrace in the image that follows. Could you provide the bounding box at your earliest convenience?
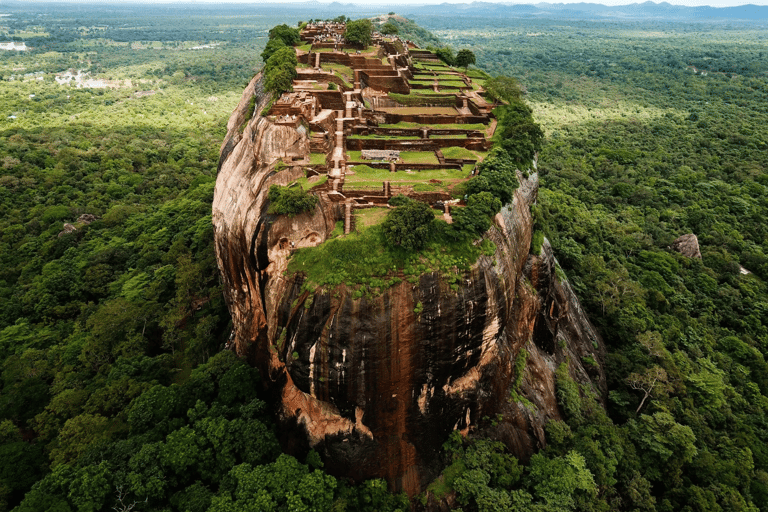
[264,21,497,234]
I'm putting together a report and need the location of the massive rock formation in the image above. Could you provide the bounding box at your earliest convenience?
[213,47,605,498]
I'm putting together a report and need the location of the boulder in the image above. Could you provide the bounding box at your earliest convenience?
[58,223,77,238]
[670,233,701,258]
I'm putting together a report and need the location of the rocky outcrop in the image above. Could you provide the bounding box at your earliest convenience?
[670,233,701,258]
[213,76,606,498]
[57,214,98,237]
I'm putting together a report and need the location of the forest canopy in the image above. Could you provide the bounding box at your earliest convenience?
[1,5,768,512]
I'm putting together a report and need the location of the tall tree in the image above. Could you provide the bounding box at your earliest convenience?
[344,19,374,47]
[456,49,476,70]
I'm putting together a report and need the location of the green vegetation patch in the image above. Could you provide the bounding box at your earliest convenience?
[387,92,457,106]
[355,207,390,228]
[399,151,439,164]
[268,184,318,216]
[441,146,477,160]
[347,134,413,140]
[376,106,458,115]
[345,166,469,190]
[287,221,495,293]
[308,153,327,165]
[294,174,328,190]
[380,121,488,131]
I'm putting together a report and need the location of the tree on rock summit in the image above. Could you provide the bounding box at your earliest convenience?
[345,19,374,47]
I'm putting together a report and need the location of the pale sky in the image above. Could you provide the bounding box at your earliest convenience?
[5,0,768,9]
[197,0,768,8]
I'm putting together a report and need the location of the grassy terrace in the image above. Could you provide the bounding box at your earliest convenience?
[375,106,458,115]
[414,74,462,80]
[386,92,457,106]
[346,150,440,164]
[346,165,468,182]
[400,151,440,164]
[342,46,376,53]
[380,121,488,130]
[418,64,454,71]
[441,147,478,159]
[309,153,327,165]
[355,207,390,228]
[356,207,445,229]
[315,63,354,88]
[347,134,414,140]
[293,174,328,190]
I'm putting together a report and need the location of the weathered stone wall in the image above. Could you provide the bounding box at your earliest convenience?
[345,161,462,171]
[312,90,345,110]
[296,71,351,91]
[360,73,410,94]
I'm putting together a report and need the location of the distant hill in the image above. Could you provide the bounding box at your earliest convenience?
[4,1,768,23]
[400,1,768,21]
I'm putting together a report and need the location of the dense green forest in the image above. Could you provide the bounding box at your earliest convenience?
[2,4,768,511]
[415,14,768,512]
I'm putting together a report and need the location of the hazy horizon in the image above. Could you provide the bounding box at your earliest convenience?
[3,0,768,9]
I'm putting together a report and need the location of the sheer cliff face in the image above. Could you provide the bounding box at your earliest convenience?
[213,77,606,496]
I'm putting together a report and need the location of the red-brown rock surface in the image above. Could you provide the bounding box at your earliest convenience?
[213,75,606,497]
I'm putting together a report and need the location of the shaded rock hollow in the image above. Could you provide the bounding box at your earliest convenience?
[213,73,606,497]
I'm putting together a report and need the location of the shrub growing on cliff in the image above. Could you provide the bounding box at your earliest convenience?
[485,81,543,169]
[261,37,286,63]
[268,185,318,216]
[483,75,523,104]
[466,152,519,205]
[382,200,435,251]
[451,192,501,238]
[263,47,298,95]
